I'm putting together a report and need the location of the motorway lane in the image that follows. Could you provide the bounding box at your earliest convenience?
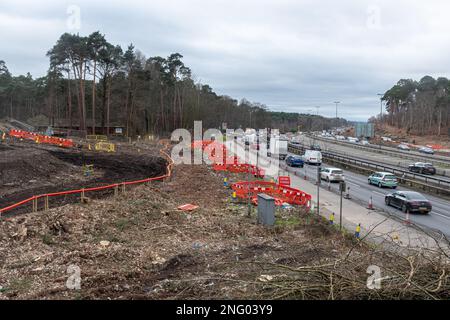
[284,154,450,237]
[307,134,450,163]
[299,136,450,185]
[224,139,450,237]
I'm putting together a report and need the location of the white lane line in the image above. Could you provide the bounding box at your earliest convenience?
[372,191,385,197]
[347,181,360,188]
[431,212,450,220]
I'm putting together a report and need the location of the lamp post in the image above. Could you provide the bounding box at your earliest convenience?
[334,101,340,128]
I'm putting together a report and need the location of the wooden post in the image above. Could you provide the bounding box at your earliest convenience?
[114,185,119,197]
[45,196,49,211]
[32,197,38,213]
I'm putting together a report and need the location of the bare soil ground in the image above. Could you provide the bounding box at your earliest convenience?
[378,124,450,149]
[0,139,166,213]
[1,160,448,300]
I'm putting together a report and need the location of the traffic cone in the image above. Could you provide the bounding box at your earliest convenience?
[367,196,374,210]
[404,210,411,225]
[344,187,351,199]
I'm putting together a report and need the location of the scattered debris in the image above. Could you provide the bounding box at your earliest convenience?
[177,204,199,212]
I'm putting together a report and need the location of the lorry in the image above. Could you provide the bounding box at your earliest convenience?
[268,138,288,160]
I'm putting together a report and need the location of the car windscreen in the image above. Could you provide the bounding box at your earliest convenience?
[331,170,343,174]
[405,193,427,201]
[385,175,397,180]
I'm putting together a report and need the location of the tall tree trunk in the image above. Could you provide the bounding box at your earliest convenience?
[107,77,111,137]
[67,71,73,130]
[92,59,97,135]
[101,77,107,134]
[160,87,164,133]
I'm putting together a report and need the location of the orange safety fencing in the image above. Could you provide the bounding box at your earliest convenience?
[193,140,266,178]
[232,181,312,207]
[9,129,74,148]
[0,142,174,217]
[191,140,312,208]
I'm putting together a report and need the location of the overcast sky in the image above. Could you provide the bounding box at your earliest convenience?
[1,0,450,121]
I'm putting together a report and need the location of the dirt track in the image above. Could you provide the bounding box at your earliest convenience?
[0,140,167,214]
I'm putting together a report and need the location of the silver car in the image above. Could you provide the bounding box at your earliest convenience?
[320,168,345,182]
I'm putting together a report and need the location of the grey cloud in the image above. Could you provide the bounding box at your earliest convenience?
[1,0,449,121]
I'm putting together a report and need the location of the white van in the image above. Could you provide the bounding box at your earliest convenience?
[304,150,322,165]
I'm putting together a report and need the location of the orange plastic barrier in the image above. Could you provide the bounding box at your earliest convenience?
[192,140,266,178]
[9,129,74,148]
[278,176,291,187]
[231,181,312,208]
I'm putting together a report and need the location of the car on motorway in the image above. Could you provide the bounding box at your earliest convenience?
[418,146,434,155]
[368,172,398,189]
[397,144,410,151]
[347,137,359,143]
[408,162,436,175]
[285,155,304,168]
[385,191,432,214]
[304,150,322,165]
[310,144,322,151]
[320,167,345,182]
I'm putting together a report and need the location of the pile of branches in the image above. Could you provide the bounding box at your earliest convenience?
[253,242,450,300]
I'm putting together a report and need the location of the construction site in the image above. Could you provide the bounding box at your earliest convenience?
[0,119,449,300]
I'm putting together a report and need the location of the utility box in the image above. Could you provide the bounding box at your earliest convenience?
[257,194,275,226]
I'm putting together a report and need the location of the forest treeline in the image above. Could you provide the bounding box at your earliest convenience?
[0,31,346,136]
[379,76,450,136]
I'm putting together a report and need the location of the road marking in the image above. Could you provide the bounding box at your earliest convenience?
[431,212,450,220]
[372,191,385,197]
[347,181,360,188]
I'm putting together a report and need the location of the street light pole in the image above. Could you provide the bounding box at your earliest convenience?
[317,165,321,215]
[334,101,340,128]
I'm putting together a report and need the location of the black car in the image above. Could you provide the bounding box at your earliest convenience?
[408,162,436,175]
[385,191,432,214]
[310,144,322,151]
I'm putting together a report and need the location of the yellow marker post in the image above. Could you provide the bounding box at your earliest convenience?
[329,213,335,225]
[355,223,361,239]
